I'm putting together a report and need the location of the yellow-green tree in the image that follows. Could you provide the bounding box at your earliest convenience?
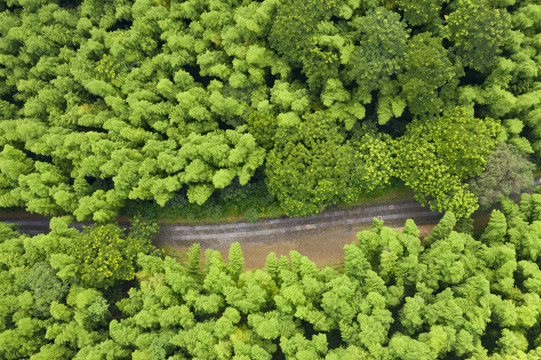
[74,218,159,288]
[396,107,501,218]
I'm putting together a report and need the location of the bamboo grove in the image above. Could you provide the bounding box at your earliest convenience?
[0,0,540,220]
[1,194,541,358]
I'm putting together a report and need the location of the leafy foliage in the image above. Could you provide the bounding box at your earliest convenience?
[266,112,393,216]
[269,0,342,89]
[469,142,536,208]
[398,33,457,117]
[266,111,353,216]
[347,7,409,98]
[2,192,541,358]
[0,0,540,219]
[396,107,501,218]
[445,0,510,71]
[397,0,448,29]
[75,218,159,289]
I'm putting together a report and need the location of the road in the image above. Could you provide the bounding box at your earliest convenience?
[2,177,538,268]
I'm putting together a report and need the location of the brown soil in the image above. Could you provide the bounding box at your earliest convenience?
[160,223,436,270]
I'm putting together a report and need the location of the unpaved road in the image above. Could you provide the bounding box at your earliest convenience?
[163,222,437,270]
[1,199,443,269]
[2,178,538,269]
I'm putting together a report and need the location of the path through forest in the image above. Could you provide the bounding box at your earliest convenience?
[2,178,538,269]
[162,222,438,270]
[1,197,444,269]
[155,197,447,268]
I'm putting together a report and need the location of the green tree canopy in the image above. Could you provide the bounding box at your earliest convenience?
[0,0,539,221]
[266,111,393,216]
[396,107,501,218]
[2,191,541,358]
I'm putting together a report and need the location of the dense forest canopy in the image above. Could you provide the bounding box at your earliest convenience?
[3,1,541,359]
[0,0,540,221]
[1,193,541,359]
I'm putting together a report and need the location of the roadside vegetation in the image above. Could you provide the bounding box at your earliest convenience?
[0,0,539,222]
[1,194,541,359]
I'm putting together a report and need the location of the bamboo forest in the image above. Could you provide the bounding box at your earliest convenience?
[1,0,541,358]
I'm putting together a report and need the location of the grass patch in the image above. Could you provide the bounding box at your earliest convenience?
[338,186,413,208]
[159,183,414,225]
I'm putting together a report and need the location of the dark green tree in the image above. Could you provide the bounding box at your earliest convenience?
[398,33,457,117]
[445,0,510,72]
[469,142,536,208]
[266,111,393,216]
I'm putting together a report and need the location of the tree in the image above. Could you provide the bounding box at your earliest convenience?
[266,111,347,216]
[0,145,34,208]
[245,109,278,151]
[353,133,395,195]
[269,0,342,90]
[398,32,456,117]
[228,242,244,281]
[24,262,68,318]
[266,111,393,216]
[469,142,535,209]
[396,107,501,218]
[423,211,456,247]
[397,0,448,30]
[444,0,510,72]
[346,7,409,98]
[18,162,70,216]
[73,219,159,289]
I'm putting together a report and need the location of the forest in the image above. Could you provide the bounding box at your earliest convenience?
[2,0,541,358]
[1,194,541,359]
[0,0,540,221]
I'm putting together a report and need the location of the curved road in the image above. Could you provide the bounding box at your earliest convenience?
[0,197,443,268]
[1,178,538,268]
[156,199,442,249]
[1,198,442,244]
